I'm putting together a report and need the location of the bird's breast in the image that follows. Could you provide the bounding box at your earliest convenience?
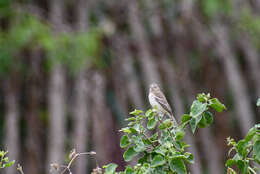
[149,93,158,108]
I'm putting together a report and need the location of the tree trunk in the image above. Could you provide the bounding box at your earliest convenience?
[4,78,19,174]
[112,60,129,121]
[47,64,66,168]
[213,24,255,135]
[72,0,90,173]
[73,71,90,174]
[24,50,44,174]
[91,72,124,167]
[112,35,145,110]
[47,0,66,171]
[238,35,260,99]
[127,0,161,88]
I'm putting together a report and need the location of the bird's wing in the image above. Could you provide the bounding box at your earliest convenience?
[153,92,173,116]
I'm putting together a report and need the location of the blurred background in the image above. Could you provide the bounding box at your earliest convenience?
[0,0,260,173]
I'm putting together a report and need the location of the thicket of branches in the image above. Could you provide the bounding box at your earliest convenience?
[0,0,260,174]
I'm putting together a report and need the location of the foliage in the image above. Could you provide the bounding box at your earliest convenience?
[0,10,103,76]
[0,150,15,169]
[225,125,260,174]
[102,93,225,174]
[201,0,231,19]
[225,100,260,174]
[42,29,102,74]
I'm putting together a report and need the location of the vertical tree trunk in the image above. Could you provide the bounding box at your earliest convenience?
[4,78,19,174]
[112,36,145,110]
[72,0,90,173]
[47,0,66,169]
[112,60,129,120]
[91,72,124,167]
[238,35,260,99]
[24,50,44,174]
[47,63,66,167]
[73,71,90,174]
[127,0,161,88]
[213,24,255,135]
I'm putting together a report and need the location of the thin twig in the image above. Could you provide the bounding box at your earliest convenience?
[60,151,96,174]
[17,164,24,174]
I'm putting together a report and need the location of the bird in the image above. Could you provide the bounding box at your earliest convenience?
[149,83,177,125]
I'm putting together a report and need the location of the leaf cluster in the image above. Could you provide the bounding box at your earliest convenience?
[226,124,260,174]
[225,99,260,174]
[0,10,103,76]
[0,151,15,169]
[103,93,226,174]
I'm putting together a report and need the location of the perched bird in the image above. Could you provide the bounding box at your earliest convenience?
[149,83,177,125]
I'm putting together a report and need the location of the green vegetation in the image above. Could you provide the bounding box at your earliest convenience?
[1,95,259,174]
[225,100,260,174]
[103,93,226,174]
[0,151,15,169]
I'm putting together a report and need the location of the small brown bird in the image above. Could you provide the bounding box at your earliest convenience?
[149,83,177,125]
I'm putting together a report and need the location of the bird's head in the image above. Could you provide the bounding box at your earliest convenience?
[150,83,160,93]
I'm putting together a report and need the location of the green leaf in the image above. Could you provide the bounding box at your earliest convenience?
[130,109,143,116]
[190,100,207,117]
[257,98,260,107]
[138,152,150,164]
[3,157,8,162]
[132,135,146,152]
[104,163,118,174]
[151,155,166,167]
[253,140,260,162]
[197,93,207,102]
[209,98,226,112]
[237,160,248,174]
[181,114,192,124]
[158,119,173,130]
[190,117,197,134]
[245,127,257,142]
[237,140,247,158]
[189,115,202,133]
[123,147,139,162]
[125,166,135,174]
[226,159,236,167]
[3,160,15,168]
[204,111,214,125]
[198,111,213,128]
[125,117,136,121]
[145,109,153,117]
[132,123,141,132]
[169,157,187,174]
[120,127,132,134]
[175,129,185,141]
[133,142,146,153]
[147,118,157,130]
[198,115,207,128]
[120,135,130,148]
[184,152,194,164]
[0,151,4,157]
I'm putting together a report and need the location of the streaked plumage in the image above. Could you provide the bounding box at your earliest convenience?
[149,83,177,125]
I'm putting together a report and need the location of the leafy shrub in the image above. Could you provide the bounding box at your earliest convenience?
[0,150,15,169]
[225,99,260,174]
[103,93,226,174]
